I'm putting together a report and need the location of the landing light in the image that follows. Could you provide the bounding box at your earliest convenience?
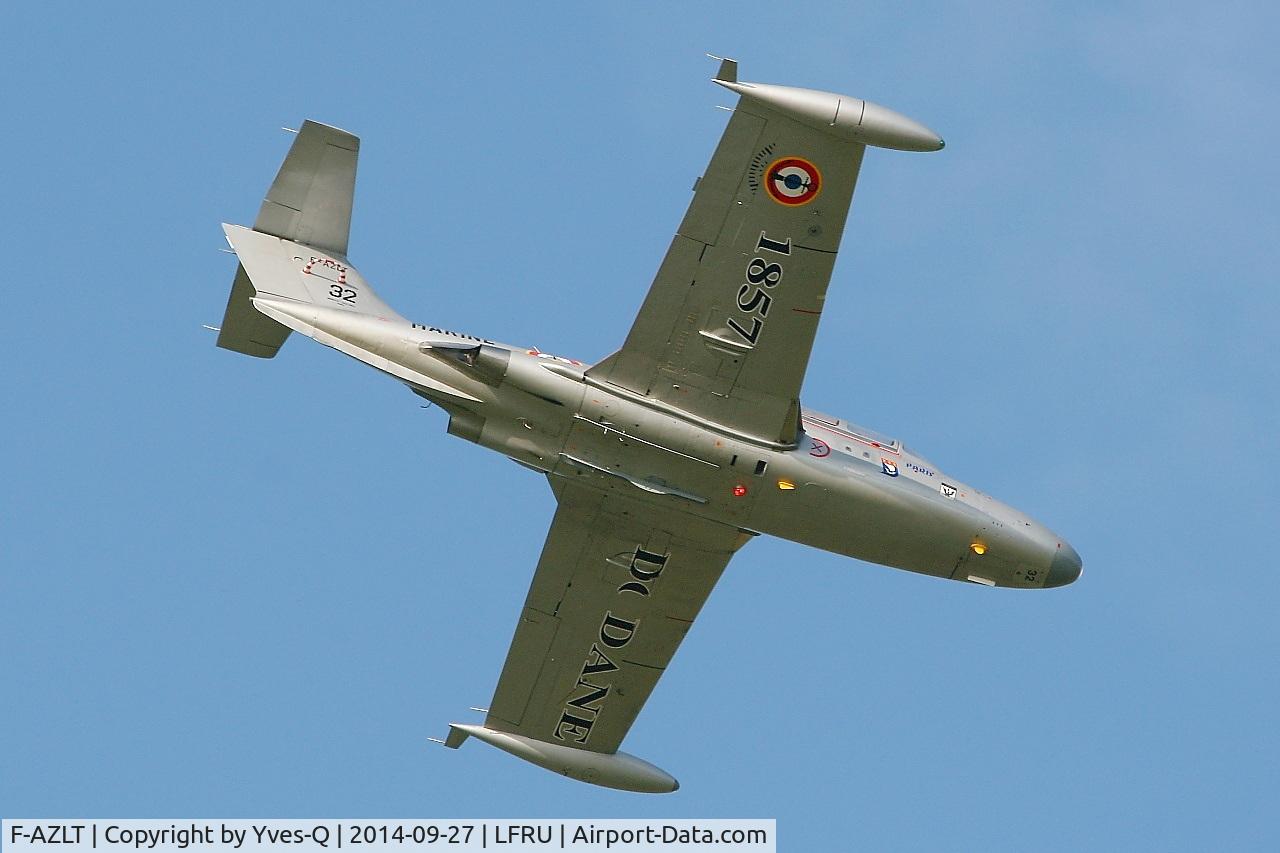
[970,542,987,556]
[732,484,748,497]
[777,480,796,490]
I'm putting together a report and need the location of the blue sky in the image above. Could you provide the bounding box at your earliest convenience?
[3,2,1277,849]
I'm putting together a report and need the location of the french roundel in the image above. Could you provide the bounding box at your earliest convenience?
[765,156,822,206]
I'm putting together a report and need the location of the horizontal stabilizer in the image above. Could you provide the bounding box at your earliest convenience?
[222,224,401,319]
[254,120,359,255]
[217,263,291,357]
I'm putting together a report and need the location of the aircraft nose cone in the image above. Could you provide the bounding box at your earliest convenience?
[1044,542,1083,587]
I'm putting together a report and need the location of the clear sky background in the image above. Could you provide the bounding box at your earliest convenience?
[3,2,1277,849]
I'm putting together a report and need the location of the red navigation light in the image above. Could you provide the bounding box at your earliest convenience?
[732,484,748,497]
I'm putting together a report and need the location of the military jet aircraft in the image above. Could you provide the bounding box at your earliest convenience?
[214,59,1081,793]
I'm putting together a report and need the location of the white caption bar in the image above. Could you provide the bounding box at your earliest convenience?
[2,821,774,853]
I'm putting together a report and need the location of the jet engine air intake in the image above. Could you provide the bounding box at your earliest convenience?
[420,342,511,384]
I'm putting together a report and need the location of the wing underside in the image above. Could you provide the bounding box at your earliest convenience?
[485,479,749,752]
[450,473,747,788]
[587,93,867,447]
[445,480,749,790]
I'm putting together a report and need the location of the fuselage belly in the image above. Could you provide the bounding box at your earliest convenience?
[322,312,1080,591]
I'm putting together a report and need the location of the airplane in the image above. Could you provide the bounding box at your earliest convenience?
[213,58,1081,793]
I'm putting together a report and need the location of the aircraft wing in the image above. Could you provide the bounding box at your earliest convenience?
[448,479,749,791]
[587,65,941,448]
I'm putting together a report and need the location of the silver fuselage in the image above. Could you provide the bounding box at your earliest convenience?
[297,302,1080,590]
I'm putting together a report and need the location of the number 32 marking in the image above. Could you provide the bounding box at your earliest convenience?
[329,284,357,304]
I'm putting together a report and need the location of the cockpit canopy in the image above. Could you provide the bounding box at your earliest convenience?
[802,409,936,468]
[803,410,899,450]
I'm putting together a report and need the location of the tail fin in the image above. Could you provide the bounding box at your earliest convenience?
[216,120,361,358]
[253,120,358,256]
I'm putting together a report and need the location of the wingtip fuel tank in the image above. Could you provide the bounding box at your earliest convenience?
[445,723,679,793]
[715,79,944,152]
